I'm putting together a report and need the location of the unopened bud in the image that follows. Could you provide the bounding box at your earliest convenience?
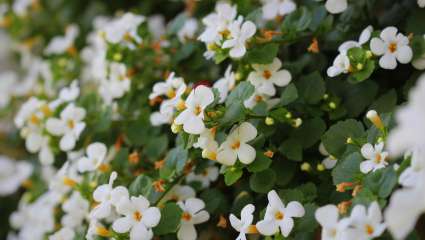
[366,50,373,59]
[171,123,182,133]
[292,118,302,128]
[317,164,325,171]
[113,53,122,61]
[329,102,337,109]
[265,117,275,125]
[366,110,384,130]
[346,137,353,144]
[356,63,364,70]
[301,162,311,172]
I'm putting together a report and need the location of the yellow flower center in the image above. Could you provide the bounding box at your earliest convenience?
[63,177,77,187]
[67,119,75,129]
[30,114,40,125]
[374,154,382,163]
[219,29,230,38]
[275,211,284,220]
[95,226,111,237]
[365,224,374,235]
[388,42,397,53]
[247,225,259,234]
[194,105,202,115]
[231,140,240,150]
[255,95,263,102]
[182,212,192,221]
[263,70,272,79]
[166,89,176,99]
[133,211,143,221]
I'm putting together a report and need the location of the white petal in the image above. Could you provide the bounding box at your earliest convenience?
[370,38,386,56]
[183,114,205,135]
[229,214,243,232]
[130,223,151,240]
[361,143,375,160]
[192,210,210,224]
[256,219,279,236]
[286,201,305,218]
[185,198,206,214]
[237,143,256,164]
[325,0,348,14]
[360,160,375,174]
[237,122,258,142]
[46,118,66,136]
[380,26,398,42]
[368,202,383,224]
[229,44,247,59]
[396,45,413,64]
[142,207,161,227]
[26,133,43,153]
[112,217,133,233]
[379,53,398,70]
[60,134,76,151]
[350,204,367,223]
[315,205,339,228]
[87,142,107,160]
[132,196,150,211]
[111,186,130,205]
[279,217,294,237]
[271,70,292,87]
[241,21,256,40]
[194,86,215,108]
[217,148,238,166]
[177,223,197,240]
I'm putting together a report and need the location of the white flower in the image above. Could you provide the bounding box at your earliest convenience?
[90,172,129,219]
[370,26,413,69]
[217,122,257,166]
[0,72,17,108]
[0,156,33,196]
[149,72,186,100]
[178,18,198,43]
[327,26,373,77]
[229,204,256,240]
[45,25,79,55]
[177,198,210,240]
[316,0,348,14]
[46,103,86,151]
[59,80,80,102]
[315,204,354,240]
[49,228,75,240]
[243,90,280,110]
[193,128,217,150]
[148,15,166,40]
[99,62,131,104]
[248,58,292,96]
[399,149,425,187]
[61,191,89,228]
[418,0,425,7]
[262,0,296,20]
[12,0,32,16]
[256,190,305,237]
[112,196,161,240]
[103,13,145,45]
[213,65,236,103]
[319,143,338,169]
[186,166,219,188]
[349,202,386,239]
[385,177,425,240]
[174,86,214,134]
[222,17,256,58]
[360,142,388,174]
[77,142,107,172]
[198,2,237,44]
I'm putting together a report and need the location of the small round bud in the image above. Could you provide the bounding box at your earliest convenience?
[301,162,311,172]
[265,117,275,125]
[366,50,373,59]
[292,118,302,128]
[329,102,337,109]
[171,123,182,134]
[235,72,243,81]
[285,112,292,119]
[346,137,353,144]
[323,94,329,100]
[113,53,122,61]
[356,63,364,70]
[317,164,325,171]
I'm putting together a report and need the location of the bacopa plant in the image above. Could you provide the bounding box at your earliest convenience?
[0,0,425,240]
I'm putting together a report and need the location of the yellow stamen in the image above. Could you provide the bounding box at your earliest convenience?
[133,211,143,221]
[95,226,111,237]
[366,224,374,235]
[182,212,192,221]
[63,177,77,187]
[231,141,240,150]
[263,70,272,79]
[275,211,284,220]
[97,163,110,173]
[388,42,397,53]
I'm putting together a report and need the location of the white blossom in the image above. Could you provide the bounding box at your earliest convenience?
[177,198,210,240]
[262,0,296,20]
[45,25,79,55]
[77,142,108,172]
[177,18,198,43]
[348,202,386,239]
[316,0,348,14]
[0,156,33,196]
[186,166,219,188]
[360,142,388,174]
[213,65,236,103]
[229,204,256,240]
[222,17,256,58]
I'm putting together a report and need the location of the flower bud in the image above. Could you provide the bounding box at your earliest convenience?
[301,162,311,172]
[171,123,182,133]
[317,164,325,171]
[292,118,302,128]
[366,110,384,130]
[265,117,275,125]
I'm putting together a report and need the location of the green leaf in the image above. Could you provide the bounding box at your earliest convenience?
[247,152,272,173]
[200,189,228,213]
[153,203,183,235]
[129,175,152,197]
[295,203,318,233]
[224,168,243,186]
[279,139,302,161]
[332,152,362,185]
[225,82,255,107]
[290,118,326,148]
[270,108,290,123]
[167,13,187,34]
[144,135,168,160]
[220,101,246,126]
[161,146,188,178]
[364,167,398,198]
[249,169,276,193]
[280,83,298,105]
[369,90,397,113]
[282,7,312,32]
[279,188,304,203]
[244,43,279,64]
[322,119,365,158]
[296,71,326,104]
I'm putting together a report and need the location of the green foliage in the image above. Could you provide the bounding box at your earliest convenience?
[153,203,183,235]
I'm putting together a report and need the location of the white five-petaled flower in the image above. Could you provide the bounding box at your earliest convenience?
[59,80,80,102]
[248,58,292,96]
[360,142,388,174]
[77,142,108,172]
[103,13,145,46]
[90,171,129,219]
[177,18,198,43]
[174,85,214,134]
[222,17,256,58]
[370,26,413,70]
[261,0,296,20]
[46,103,86,151]
[349,202,386,239]
[256,190,305,237]
[327,26,373,77]
[44,25,79,55]
[229,204,257,240]
[0,156,33,196]
[149,72,186,100]
[217,122,258,166]
[99,62,131,104]
[186,166,219,188]
[315,204,354,240]
[198,2,237,44]
[316,0,348,14]
[112,196,161,240]
[213,65,236,103]
[177,198,210,240]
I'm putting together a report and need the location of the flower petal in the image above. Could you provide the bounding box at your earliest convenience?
[112,216,132,233]
[256,219,279,236]
[237,143,256,165]
[177,223,197,240]
[286,201,305,218]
